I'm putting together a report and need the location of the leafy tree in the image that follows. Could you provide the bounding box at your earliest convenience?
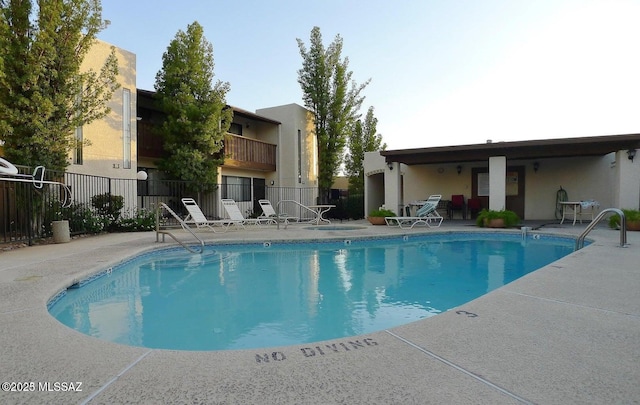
[297,26,369,201]
[0,0,119,170]
[345,106,386,194]
[154,21,232,193]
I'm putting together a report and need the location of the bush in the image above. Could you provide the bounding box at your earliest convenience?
[43,200,106,236]
[91,193,124,230]
[475,209,520,227]
[114,208,157,232]
[368,208,396,217]
[608,209,640,229]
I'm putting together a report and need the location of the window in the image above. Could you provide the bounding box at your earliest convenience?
[222,176,251,202]
[297,129,302,183]
[122,88,131,169]
[73,125,83,165]
[477,173,489,196]
[229,123,243,136]
[73,92,83,165]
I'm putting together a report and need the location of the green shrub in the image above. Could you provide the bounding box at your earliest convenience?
[608,209,640,229]
[43,200,106,235]
[114,208,157,232]
[91,193,124,230]
[368,208,396,217]
[476,209,520,227]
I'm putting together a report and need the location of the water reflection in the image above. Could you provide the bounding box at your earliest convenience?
[50,235,574,350]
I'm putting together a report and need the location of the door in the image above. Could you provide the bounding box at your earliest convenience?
[252,178,266,216]
[471,166,525,219]
[505,167,525,219]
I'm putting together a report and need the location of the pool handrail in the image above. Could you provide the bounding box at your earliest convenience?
[0,165,72,207]
[575,208,626,250]
[156,203,204,254]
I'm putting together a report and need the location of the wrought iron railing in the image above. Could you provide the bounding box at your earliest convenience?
[1,168,362,245]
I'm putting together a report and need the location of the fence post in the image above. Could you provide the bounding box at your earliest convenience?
[27,184,33,246]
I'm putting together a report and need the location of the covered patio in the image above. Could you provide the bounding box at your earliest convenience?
[364,133,640,220]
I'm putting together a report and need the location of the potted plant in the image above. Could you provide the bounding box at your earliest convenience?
[608,209,640,231]
[368,208,395,225]
[476,209,520,228]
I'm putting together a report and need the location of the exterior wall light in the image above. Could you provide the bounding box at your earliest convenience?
[533,162,540,173]
[387,162,393,171]
[456,165,462,175]
[627,149,636,162]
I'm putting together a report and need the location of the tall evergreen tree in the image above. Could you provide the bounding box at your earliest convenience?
[297,26,369,201]
[155,21,231,192]
[345,106,386,195]
[0,0,119,170]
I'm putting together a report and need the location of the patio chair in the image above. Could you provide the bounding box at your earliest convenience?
[181,198,242,232]
[467,198,482,219]
[448,194,466,219]
[385,195,444,229]
[258,199,298,224]
[221,199,275,227]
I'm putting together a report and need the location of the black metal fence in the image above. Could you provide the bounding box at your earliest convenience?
[1,167,364,246]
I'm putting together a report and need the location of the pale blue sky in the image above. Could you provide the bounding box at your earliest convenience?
[99,0,640,149]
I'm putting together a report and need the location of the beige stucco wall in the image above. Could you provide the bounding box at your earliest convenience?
[613,150,640,209]
[256,104,317,189]
[363,151,387,215]
[68,40,137,180]
[522,155,615,219]
[365,151,630,220]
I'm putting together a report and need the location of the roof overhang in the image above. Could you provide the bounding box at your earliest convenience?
[381,134,640,165]
[136,89,282,125]
[230,106,281,125]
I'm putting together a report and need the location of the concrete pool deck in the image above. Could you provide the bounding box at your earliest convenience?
[0,220,638,404]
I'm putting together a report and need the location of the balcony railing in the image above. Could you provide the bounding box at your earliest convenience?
[223,134,276,172]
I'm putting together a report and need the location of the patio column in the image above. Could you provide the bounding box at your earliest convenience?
[385,162,402,215]
[489,156,507,211]
[615,149,640,210]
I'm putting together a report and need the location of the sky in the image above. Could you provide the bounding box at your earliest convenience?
[98,0,640,150]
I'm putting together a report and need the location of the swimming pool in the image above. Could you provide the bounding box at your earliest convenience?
[48,232,576,351]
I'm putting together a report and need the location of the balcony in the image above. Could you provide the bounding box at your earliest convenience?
[223,134,276,172]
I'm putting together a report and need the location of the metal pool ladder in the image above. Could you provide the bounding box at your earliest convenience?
[575,208,626,250]
[155,203,204,254]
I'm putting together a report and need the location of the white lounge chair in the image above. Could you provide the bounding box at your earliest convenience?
[385,195,444,229]
[221,199,275,226]
[181,198,241,232]
[258,199,298,224]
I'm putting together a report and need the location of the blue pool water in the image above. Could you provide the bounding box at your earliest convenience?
[48,233,576,351]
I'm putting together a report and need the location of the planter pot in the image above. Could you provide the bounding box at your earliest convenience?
[52,220,71,243]
[484,218,505,228]
[368,216,387,225]
[627,220,640,231]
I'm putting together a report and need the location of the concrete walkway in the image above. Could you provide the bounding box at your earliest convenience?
[0,220,638,404]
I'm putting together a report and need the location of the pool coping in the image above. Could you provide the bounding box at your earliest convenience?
[1,220,639,404]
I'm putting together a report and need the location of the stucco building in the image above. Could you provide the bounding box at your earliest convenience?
[364,134,640,220]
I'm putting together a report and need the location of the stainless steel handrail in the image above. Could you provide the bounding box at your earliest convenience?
[575,208,626,250]
[156,203,204,254]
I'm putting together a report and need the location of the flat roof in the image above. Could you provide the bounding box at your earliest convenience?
[381,133,640,165]
[136,89,281,125]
